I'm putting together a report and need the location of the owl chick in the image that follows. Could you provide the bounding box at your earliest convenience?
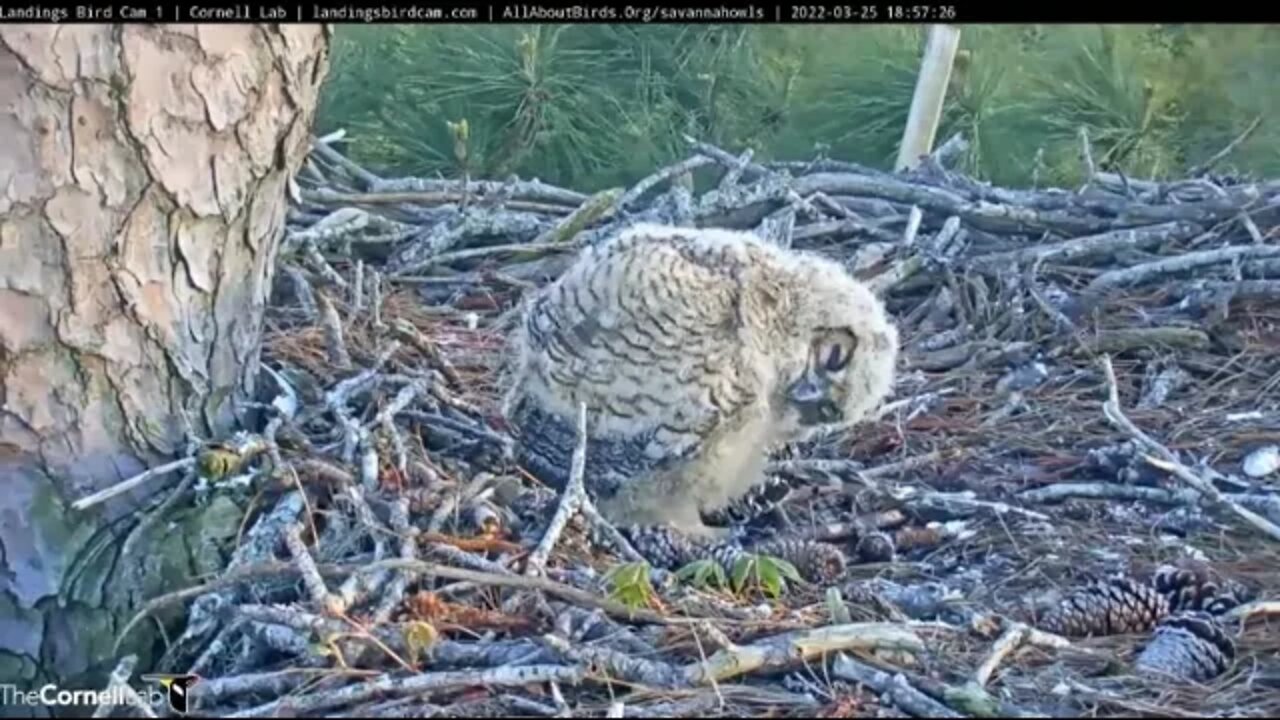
[502,223,898,539]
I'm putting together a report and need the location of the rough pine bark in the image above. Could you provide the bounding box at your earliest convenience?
[0,23,330,698]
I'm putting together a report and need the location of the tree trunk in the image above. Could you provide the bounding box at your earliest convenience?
[0,23,330,700]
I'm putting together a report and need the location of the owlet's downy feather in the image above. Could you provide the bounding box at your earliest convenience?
[502,223,899,541]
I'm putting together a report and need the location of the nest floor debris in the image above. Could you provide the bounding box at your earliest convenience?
[84,131,1280,718]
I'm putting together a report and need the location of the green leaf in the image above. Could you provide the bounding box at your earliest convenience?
[730,553,798,599]
[603,561,654,611]
[756,558,782,599]
[674,558,727,589]
[771,556,802,584]
[730,554,757,594]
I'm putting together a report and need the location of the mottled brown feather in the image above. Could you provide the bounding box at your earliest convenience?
[503,223,899,538]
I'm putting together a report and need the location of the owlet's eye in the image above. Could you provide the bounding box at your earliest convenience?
[815,329,857,373]
[824,343,851,372]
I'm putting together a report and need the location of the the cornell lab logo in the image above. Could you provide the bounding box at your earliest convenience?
[141,674,200,715]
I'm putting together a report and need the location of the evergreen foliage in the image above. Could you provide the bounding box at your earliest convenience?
[317,24,1280,190]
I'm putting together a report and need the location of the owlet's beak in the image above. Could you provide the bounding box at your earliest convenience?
[786,369,841,424]
[787,370,825,404]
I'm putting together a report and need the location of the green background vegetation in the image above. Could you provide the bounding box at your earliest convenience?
[316,24,1280,190]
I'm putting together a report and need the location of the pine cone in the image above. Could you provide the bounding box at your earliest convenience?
[1135,611,1235,682]
[701,540,749,575]
[749,538,848,584]
[701,473,795,526]
[620,525,695,569]
[1038,576,1170,637]
[620,525,745,573]
[854,531,896,563]
[1152,562,1243,615]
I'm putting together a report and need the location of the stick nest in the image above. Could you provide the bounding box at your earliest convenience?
[98,132,1280,718]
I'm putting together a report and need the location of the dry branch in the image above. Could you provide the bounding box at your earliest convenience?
[1087,244,1280,293]
[684,623,924,686]
[526,403,589,576]
[831,653,963,718]
[70,457,196,512]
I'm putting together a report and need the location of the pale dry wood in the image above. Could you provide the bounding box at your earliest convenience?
[311,135,382,190]
[1087,244,1280,293]
[1142,454,1280,542]
[1019,482,1280,524]
[187,616,247,677]
[903,205,924,246]
[542,633,687,688]
[1227,600,1280,623]
[286,206,372,250]
[896,25,962,172]
[370,269,385,329]
[927,132,970,170]
[387,210,551,274]
[790,216,902,244]
[351,259,364,314]
[191,669,322,710]
[620,156,715,209]
[867,254,926,294]
[973,622,1029,687]
[70,457,197,512]
[1084,326,1211,354]
[718,147,756,188]
[316,291,353,369]
[967,221,1202,269]
[685,135,771,179]
[393,241,572,274]
[1020,482,1202,505]
[303,239,352,289]
[333,485,393,611]
[533,186,624,244]
[908,492,1051,523]
[284,523,345,617]
[388,319,463,387]
[367,175,588,206]
[684,622,924,685]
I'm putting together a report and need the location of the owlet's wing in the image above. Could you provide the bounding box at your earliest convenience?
[519,227,767,472]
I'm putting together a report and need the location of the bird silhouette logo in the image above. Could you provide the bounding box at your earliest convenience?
[141,674,200,715]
